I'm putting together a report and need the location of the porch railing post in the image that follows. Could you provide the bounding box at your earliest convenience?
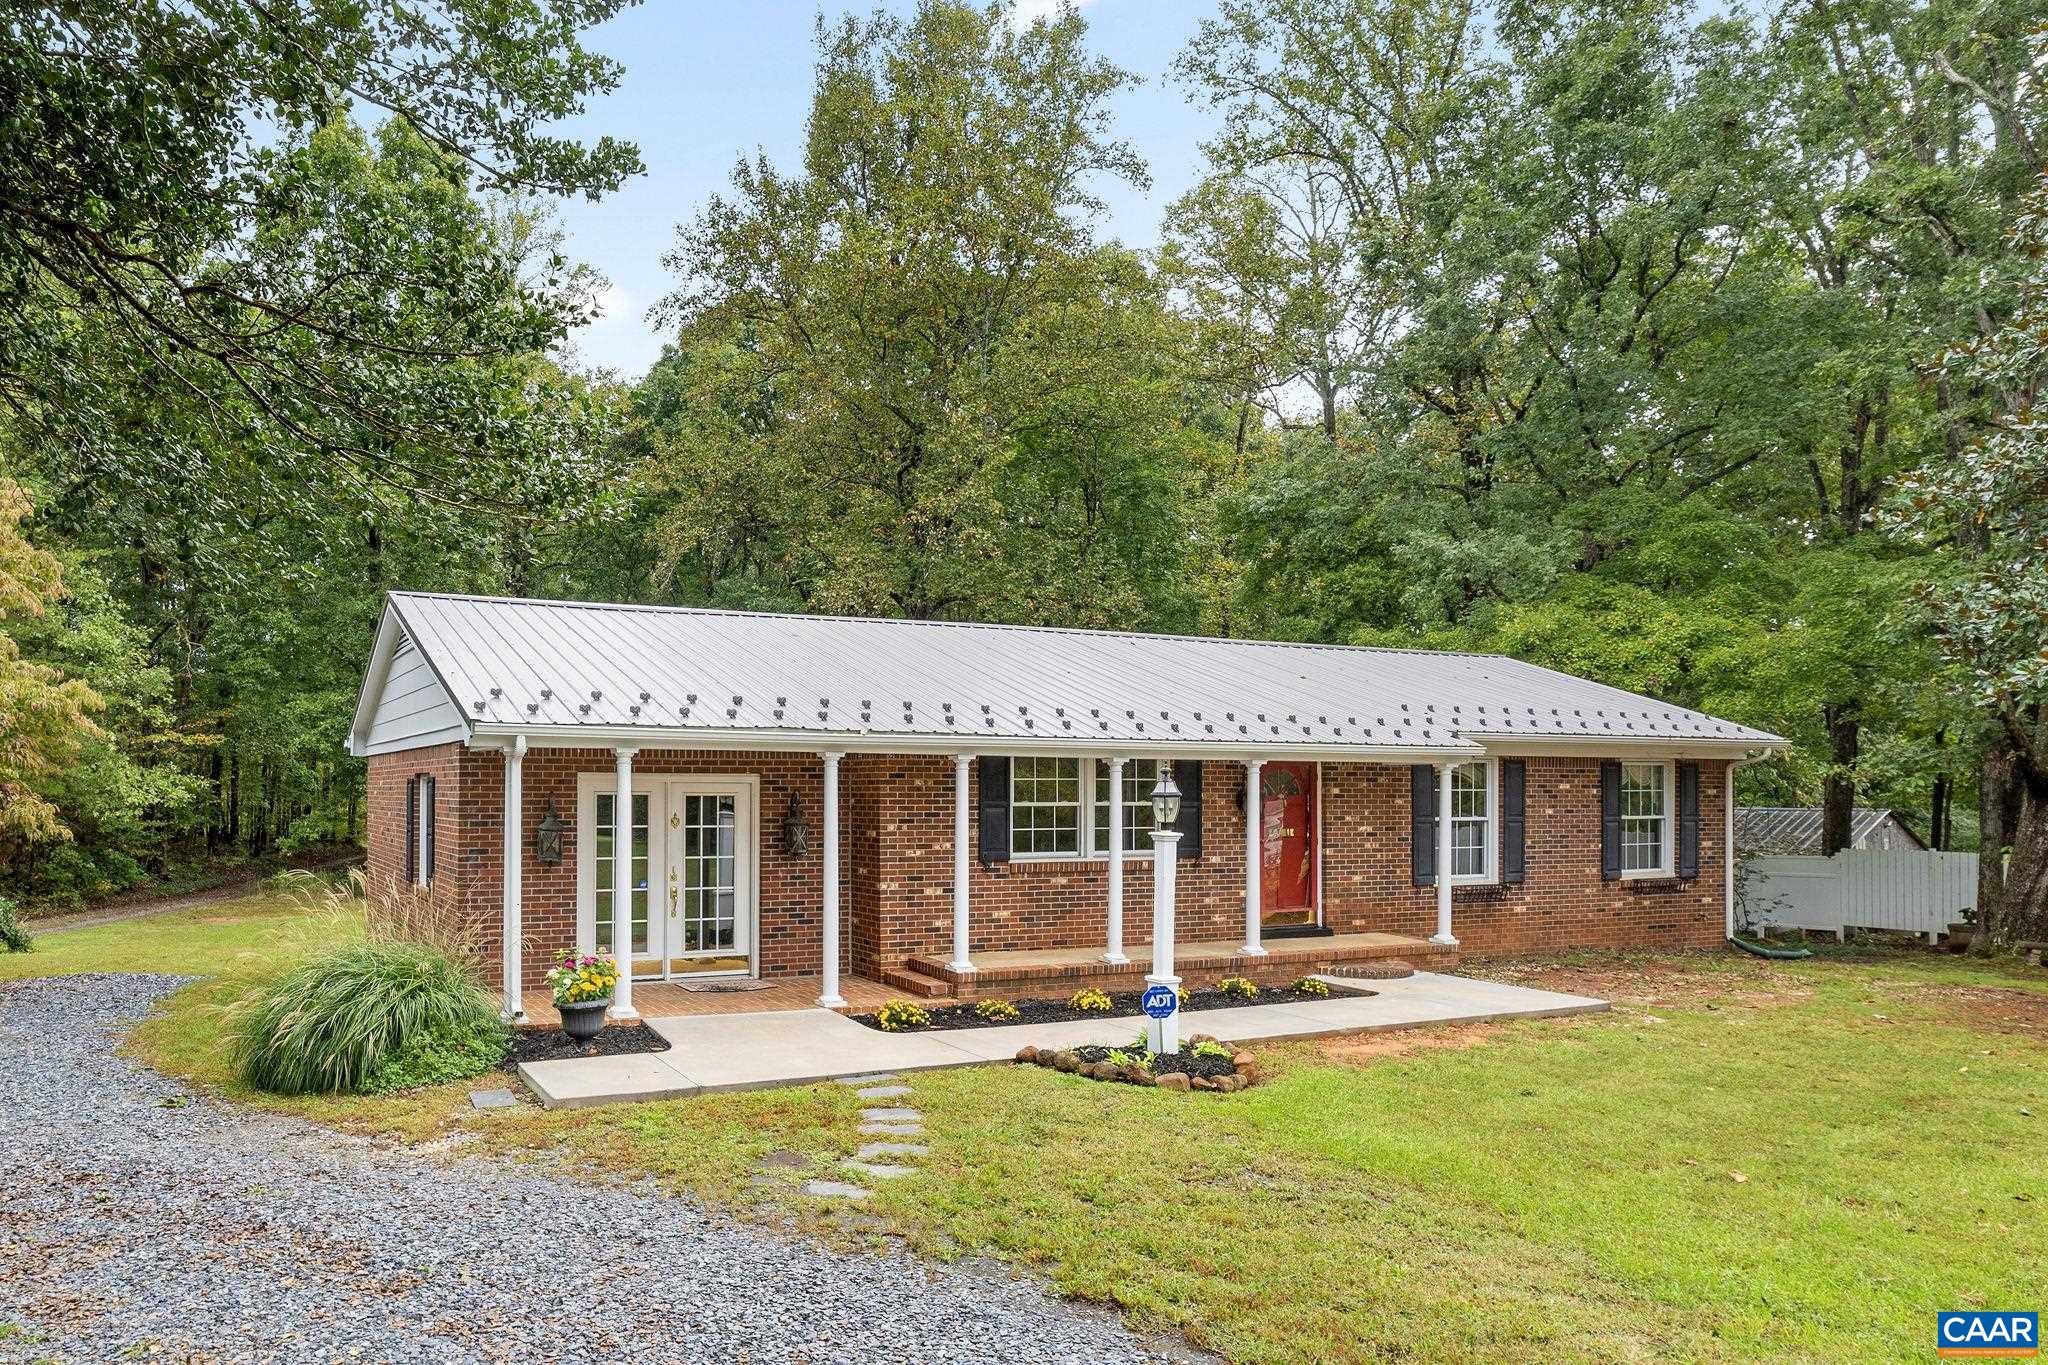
[818,751,846,1007]
[610,746,639,1020]
[1241,757,1266,956]
[949,753,974,973]
[1103,756,1129,964]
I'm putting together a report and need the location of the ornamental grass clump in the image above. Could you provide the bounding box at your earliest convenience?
[1068,986,1113,1013]
[973,997,1020,1022]
[233,940,505,1096]
[875,999,931,1032]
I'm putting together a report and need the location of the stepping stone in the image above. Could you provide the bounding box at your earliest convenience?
[755,1150,808,1170]
[468,1088,519,1111]
[802,1180,872,1200]
[858,1122,924,1137]
[842,1159,915,1179]
[860,1106,921,1122]
[835,1073,900,1086]
[856,1142,928,1161]
[855,1084,913,1100]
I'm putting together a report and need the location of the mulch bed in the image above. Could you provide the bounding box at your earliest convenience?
[851,981,1367,1032]
[502,1021,672,1067]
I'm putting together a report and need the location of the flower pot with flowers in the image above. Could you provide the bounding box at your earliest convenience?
[546,951,620,1042]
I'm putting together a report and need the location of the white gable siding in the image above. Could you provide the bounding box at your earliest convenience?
[362,635,469,755]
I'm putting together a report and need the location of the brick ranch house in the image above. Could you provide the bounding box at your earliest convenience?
[348,592,1787,1019]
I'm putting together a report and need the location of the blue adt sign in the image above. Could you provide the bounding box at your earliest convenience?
[1141,984,1177,1019]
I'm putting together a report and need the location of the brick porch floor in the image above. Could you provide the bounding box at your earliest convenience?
[513,974,943,1028]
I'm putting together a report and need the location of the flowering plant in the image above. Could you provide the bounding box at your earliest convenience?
[545,951,619,1006]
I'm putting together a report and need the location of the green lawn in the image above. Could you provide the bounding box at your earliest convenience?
[13,898,2046,1363]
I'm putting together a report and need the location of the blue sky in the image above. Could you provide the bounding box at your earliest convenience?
[551,2,1217,378]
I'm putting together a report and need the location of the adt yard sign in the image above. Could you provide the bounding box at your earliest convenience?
[1938,1312,2038,1358]
[1141,984,1177,1019]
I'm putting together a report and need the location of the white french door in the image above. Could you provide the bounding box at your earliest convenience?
[661,778,755,977]
[582,775,758,981]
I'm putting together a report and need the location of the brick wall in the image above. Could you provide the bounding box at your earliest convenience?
[367,745,1731,990]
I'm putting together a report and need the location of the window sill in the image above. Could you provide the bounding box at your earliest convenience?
[1619,868,1675,882]
[1008,851,1158,866]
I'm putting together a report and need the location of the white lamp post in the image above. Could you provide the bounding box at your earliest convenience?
[1145,762,1183,1056]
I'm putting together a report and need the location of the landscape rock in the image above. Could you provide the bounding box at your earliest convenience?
[1155,1072,1191,1092]
[1192,1075,1219,1091]
[1015,1045,1039,1063]
[1052,1050,1080,1072]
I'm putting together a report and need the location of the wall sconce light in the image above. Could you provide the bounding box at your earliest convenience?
[534,799,564,866]
[781,793,813,858]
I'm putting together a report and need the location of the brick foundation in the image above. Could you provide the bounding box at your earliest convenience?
[364,747,1731,989]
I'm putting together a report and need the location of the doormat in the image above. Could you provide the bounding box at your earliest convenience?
[676,979,776,993]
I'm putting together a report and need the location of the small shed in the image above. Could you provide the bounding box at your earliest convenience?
[1735,807,1926,855]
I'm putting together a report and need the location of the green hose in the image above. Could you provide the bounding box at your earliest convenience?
[1729,936,1813,960]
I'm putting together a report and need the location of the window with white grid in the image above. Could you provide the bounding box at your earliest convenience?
[1620,762,1670,874]
[1011,756,1082,855]
[1448,761,1493,880]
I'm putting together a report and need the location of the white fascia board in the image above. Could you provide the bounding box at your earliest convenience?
[466,722,1483,763]
[1471,735,1789,759]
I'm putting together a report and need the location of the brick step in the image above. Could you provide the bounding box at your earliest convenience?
[877,966,951,999]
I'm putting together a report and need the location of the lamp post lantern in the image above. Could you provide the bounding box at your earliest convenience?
[1144,762,1183,1055]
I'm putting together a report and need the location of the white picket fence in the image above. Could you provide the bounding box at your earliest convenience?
[1741,850,1978,941]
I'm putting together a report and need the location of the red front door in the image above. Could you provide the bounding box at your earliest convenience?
[1259,762,1318,926]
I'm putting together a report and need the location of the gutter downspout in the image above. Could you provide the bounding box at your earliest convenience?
[1726,752,1764,941]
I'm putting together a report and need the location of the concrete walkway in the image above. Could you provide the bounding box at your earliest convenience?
[517,972,1608,1108]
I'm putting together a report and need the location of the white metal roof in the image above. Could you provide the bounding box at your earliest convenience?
[1735,807,1922,853]
[348,591,1787,759]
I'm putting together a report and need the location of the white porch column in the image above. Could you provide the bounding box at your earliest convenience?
[610,746,639,1020]
[818,751,846,1007]
[1432,759,1458,946]
[502,736,527,1021]
[1103,757,1129,964]
[949,753,974,973]
[1240,757,1266,956]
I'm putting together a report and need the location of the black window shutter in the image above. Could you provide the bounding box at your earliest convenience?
[976,756,1011,864]
[422,775,437,885]
[1502,759,1527,885]
[1172,760,1204,860]
[1677,761,1701,880]
[404,776,419,886]
[1410,764,1437,886]
[1599,759,1622,881]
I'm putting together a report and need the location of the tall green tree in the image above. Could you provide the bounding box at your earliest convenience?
[655,1,1210,625]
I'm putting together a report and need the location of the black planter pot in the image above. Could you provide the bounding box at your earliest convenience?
[559,999,611,1042]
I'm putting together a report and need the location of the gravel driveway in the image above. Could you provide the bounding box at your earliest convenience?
[0,975,1171,1364]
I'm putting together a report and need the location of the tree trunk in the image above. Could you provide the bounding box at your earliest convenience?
[1821,703,1859,856]
[1979,709,2048,945]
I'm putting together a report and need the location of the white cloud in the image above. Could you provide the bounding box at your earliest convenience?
[1006,0,1100,32]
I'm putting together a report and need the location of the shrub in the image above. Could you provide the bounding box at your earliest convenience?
[1217,976,1259,999]
[973,997,1020,1022]
[1192,1038,1234,1059]
[1289,976,1331,997]
[875,999,931,1032]
[232,940,503,1096]
[362,1014,508,1093]
[1068,986,1113,1013]
[0,898,31,954]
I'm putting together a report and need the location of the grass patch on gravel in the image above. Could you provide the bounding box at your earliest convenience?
[59,892,2048,1363]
